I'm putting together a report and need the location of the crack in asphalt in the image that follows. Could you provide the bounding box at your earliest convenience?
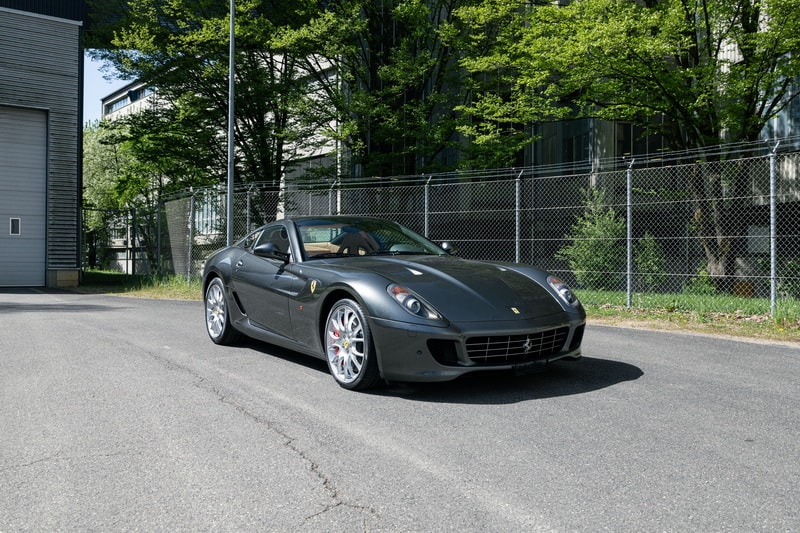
[195,378,379,529]
[1,449,141,473]
[71,332,381,529]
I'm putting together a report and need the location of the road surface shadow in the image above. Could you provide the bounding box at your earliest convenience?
[241,338,642,404]
[376,357,643,404]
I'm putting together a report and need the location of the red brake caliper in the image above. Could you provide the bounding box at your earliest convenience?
[332,324,340,354]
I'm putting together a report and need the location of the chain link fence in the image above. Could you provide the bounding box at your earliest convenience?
[83,207,155,276]
[85,144,800,316]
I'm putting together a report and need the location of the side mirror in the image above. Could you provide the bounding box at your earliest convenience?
[439,241,457,255]
[253,242,290,263]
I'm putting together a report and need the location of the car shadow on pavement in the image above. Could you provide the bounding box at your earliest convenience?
[240,338,332,370]
[375,357,644,404]
[243,337,643,404]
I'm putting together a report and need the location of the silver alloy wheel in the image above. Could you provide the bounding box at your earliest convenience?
[326,302,367,385]
[205,278,227,340]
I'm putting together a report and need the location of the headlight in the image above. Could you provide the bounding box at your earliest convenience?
[387,283,442,320]
[547,276,580,307]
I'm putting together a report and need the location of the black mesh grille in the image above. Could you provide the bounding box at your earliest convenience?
[569,324,585,351]
[466,327,569,365]
[427,339,460,366]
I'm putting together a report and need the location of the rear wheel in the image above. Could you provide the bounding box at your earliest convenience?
[325,299,380,390]
[205,277,242,345]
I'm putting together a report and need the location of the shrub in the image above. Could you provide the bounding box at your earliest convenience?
[634,232,667,291]
[778,259,800,300]
[556,188,625,290]
[683,265,717,295]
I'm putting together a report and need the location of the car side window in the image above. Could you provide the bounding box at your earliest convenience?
[240,229,263,250]
[255,225,291,255]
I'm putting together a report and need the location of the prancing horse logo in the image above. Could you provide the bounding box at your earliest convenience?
[522,336,534,354]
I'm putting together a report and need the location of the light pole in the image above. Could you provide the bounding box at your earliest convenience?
[226,0,235,245]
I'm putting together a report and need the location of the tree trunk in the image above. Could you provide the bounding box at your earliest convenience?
[689,165,734,292]
[688,159,752,293]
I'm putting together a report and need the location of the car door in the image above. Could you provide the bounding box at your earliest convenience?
[232,224,301,340]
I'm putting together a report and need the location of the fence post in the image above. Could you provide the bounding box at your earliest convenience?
[188,192,195,279]
[246,185,252,233]
[328,180,335,215]
[157,200,162,277]
[424,175,432,238]
[770,143,779,316]
[131,207,137,277]
[626,159,635,308]
[515,169,523,263]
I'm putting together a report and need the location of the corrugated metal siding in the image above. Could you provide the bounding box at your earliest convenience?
[0,8,81,271]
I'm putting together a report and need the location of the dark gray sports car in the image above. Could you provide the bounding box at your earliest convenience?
[203,216,585,390]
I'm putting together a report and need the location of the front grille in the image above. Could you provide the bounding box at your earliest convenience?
[466,327,569,365]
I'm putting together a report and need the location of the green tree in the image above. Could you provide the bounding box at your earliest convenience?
[457,0,800,150]
[556,188,626,290]
[275,0,480,177]
[87,1,495,184]
[457,0,800,288]
[451,0,537,168]
[83,119,172,273]
[83,121,133,217]
[87,0,329,208]
[83,121,129,269]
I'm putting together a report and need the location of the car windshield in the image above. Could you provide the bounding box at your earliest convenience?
[296,218,446,259]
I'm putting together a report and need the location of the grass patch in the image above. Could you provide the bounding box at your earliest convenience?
[577,289,800,343]
[77,270,202,301]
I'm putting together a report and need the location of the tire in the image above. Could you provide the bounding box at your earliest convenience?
[204,277,242,345]
[324,299,381,390]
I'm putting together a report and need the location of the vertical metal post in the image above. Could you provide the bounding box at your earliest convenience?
[328,181,335,215]
[770,143,779,316]
[131,207,137,277]
[626,159,635,308]
[157,200,162,277]
[424,175,431,238]
[515,169,522,263]
[226,0,235,246]
[188,193,195,279]
[246,184,253,233]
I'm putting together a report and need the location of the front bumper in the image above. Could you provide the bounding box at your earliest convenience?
[370,313,585,383]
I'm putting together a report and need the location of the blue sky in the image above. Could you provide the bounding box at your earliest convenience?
[83,52,127,125]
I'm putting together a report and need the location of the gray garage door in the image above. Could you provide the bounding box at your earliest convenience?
[0,106,47,287]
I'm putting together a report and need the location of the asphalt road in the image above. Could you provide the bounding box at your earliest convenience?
[1,288,798,532]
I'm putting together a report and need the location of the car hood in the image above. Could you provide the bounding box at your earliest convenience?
[344,256,564,322]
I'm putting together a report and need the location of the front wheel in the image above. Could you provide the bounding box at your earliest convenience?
[325,299,380,390]
[205,277,242,345]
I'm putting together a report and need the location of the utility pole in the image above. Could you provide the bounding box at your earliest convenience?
[226,0,235,245]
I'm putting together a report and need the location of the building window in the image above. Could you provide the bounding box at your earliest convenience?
[105,96,130,115]
[10,218,21,235]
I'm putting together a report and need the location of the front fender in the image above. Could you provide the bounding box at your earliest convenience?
[202,249,246,291]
